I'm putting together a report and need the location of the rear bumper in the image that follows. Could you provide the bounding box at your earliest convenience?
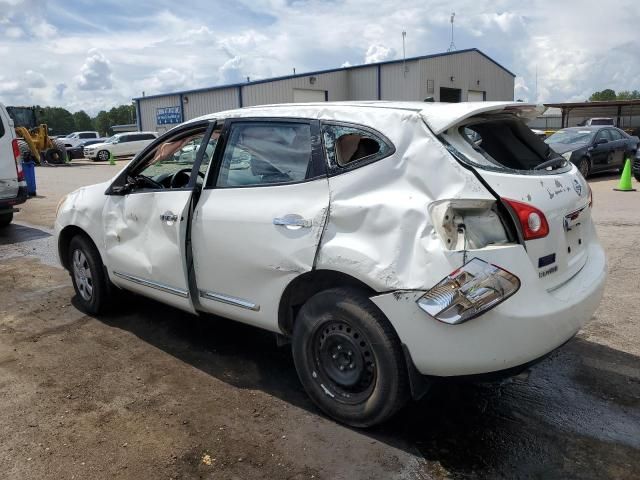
[371,240,607,377]
[0,185,28,212]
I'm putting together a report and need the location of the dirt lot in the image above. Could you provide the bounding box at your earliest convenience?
[0,163,639,479]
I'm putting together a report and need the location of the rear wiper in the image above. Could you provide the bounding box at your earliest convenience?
[533,157,568,171]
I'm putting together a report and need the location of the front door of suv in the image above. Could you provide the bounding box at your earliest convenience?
[191,119,329,331]
[102,122,216,312]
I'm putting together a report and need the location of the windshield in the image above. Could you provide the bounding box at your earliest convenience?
[105,135,118,144]
[546,130,595,146]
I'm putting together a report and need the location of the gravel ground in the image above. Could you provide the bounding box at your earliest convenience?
[0,163,638,479]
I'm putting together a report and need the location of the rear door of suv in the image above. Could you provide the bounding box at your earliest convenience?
[190,118,329,331]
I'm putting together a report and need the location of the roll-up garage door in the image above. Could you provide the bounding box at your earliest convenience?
[293,89,327,103]
[467,90,485,102]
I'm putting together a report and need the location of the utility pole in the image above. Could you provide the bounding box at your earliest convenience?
[402,31,407,77]
[447,12,456,52]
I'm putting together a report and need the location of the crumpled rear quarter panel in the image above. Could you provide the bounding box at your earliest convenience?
[316,110,494,291]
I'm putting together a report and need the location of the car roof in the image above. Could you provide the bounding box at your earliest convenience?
[186,101,540,135]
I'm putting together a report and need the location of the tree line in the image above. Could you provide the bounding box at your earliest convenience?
[35,104,137,137]
[589,89,640,101]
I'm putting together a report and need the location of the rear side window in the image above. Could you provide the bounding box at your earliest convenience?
[322,124,391,168]
[216,122,313,187]
[0,115,4,138]
[139,134,156,140]
[79,133,95,139]
[460,118,563,172]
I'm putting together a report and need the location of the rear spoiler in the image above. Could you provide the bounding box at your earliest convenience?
[420,102,546,135]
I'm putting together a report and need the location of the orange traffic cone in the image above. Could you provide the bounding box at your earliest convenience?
[614,158,636,192]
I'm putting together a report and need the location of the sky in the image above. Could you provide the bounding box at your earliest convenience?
[0,0,638,115]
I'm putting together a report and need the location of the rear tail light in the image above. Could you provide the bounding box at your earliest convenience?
[11,139,25,183]
[417,258,520,325]
[502,198,549,240]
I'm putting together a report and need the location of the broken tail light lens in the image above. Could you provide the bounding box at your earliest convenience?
[417,258,520,325]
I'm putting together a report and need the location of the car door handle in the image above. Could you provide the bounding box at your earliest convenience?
[273,214,312,229]
[160,212,179,223]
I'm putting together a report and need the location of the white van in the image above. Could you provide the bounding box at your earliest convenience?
[0,103,27,227]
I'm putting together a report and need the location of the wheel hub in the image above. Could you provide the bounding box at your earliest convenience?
[313,321,375,401]
[72,249,93,301]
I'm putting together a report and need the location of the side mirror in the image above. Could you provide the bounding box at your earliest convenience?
[596,138,608,145]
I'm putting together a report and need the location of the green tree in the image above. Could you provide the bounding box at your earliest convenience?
[616,90,640,100]
[73,110,94,131]
[36,106,76,135]
[94,110,112,136]
[589,89,616,101]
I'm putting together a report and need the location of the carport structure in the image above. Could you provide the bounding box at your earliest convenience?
[545,99,640,130]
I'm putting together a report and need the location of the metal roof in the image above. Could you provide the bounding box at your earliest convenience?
[544,100,640,109]
[133,48,515,101]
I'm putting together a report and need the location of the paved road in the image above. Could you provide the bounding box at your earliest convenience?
[0,164,638,479]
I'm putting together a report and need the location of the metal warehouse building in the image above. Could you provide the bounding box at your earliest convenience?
[134,48,515,134]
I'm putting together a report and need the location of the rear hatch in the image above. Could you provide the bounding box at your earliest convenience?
[427,103,593,290]
[0,104,18,201]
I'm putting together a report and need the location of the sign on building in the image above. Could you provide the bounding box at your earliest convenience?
[156,106,182,125]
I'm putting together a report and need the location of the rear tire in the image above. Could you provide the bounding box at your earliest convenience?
[68,235,110,315]
[292,287,409,428]
[0,212,13,228]
[578,157,591,178]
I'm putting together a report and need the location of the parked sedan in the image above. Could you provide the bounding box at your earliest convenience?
[55,102,606,427]
[546,126,639,178]
[66,138,106,159]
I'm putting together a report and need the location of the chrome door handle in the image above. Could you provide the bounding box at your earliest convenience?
[160,211,179,223]
[273,214,312,229]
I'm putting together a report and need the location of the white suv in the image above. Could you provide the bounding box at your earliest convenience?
[84,132,157,161]
[0,102,27,227]
[55,102,606,427]
[62,131,100,148]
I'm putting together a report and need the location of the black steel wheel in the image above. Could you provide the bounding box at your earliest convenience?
[292,287,409,427]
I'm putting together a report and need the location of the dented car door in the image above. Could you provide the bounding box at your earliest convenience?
[102,122,214,313]
[190,119,329,331]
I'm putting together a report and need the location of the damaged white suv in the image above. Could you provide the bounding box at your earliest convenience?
[55,102,606,427]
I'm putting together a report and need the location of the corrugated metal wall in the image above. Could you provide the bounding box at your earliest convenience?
[420,50,514,102]
[347,66,378,100]
[137,51,515,130]
[242,70,348,106]
[183,88,238,120]
[139,94,180,132]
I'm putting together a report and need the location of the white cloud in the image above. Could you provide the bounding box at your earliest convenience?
[364,44,394,64]
[23,70,46,88]
[75,49,113,91]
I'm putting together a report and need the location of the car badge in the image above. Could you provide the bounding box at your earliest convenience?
[573,179,583,196]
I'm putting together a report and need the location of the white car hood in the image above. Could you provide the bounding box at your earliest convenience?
[419,102,544,134]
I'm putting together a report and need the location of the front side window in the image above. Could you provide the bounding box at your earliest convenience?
[216,122,312,187]
[608,129,623,141]
[594,130,611,143]
[322,124,391,168]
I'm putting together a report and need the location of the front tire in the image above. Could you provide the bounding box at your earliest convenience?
[292,287,409,428]
[578,157,591,178]
[68,235,110,315]
[0,212,13,228]
[97,150,110,162]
